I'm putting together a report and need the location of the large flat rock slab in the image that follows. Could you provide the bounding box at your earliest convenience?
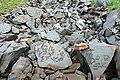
[32,41,72,70]
[82,39,116,79]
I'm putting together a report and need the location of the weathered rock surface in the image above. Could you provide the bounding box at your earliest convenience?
[13,15,30,24]
[32,41,72,70]
[26,7,42,18]
[0,22,11,34]
[0,42,29,74]
[45,30,61,42]
[87,39,116,79]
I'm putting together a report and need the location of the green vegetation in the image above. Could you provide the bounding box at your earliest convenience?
[107,0,120,9]
[0,0,120,13]
[92,0,120,9]
[0,0,28,13]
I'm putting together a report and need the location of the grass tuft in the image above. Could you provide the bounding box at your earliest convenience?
[0,0,28,14]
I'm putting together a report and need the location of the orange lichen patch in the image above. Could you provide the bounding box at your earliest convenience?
[75,43,89,51]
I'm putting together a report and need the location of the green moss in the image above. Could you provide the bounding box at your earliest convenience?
[0,0,28,14]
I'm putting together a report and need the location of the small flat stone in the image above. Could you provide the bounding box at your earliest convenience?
[13,15,30,24]
[26,17,35,29]
[0,22,11,34]
[26,7,42,18]
[12,27,20,34]
[45,30,61,42]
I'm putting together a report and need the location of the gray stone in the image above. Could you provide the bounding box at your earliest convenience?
[82,39,116,79]
[11,8,23,17]
[76,18,85,30]
[0,22,11,34]
[12,27,20,34]
[0,42,11,52]
[32,41,72,70]
[12,56,32,73]
[96,0,107,8]
[0,42,29,73]
[94,17,103,28]
[26,7,42,18]
[45,30,61,42]
[26,17,35,29]
[105,35,116,44]
[103,10,118,29]
[104,29,113,37]
[31,27,45,33]
[13,15,30,24]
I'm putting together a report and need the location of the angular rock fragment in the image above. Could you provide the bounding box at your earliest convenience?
[26,17,35,29]
[45,30,61,42]
[103,10,118,29]
[13,15,30,24]
[105,35,116,44]
[0,42,29,74]
[12,56,32,74]
[0,22,11,34]
[81,39,116,79]
[32,41,72,70]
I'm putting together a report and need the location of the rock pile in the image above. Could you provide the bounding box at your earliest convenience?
[0,0,120,80]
